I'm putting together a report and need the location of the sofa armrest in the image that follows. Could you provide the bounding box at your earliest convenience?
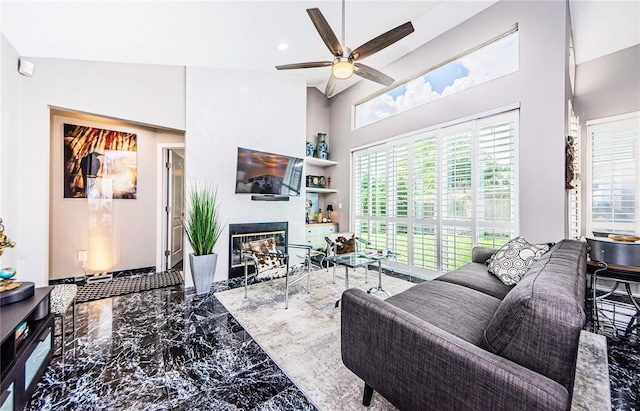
[472,246,496,264]
[341,288,569,411]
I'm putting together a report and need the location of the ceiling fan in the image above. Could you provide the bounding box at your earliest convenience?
[275,1,414,97]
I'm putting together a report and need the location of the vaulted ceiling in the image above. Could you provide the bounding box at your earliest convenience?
[2,1,638,97]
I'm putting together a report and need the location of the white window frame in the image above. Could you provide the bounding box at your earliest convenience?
[586,111,640,236]
[351,106,519,277]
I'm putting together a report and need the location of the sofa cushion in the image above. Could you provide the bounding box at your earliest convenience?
[483,239,587,390]
[436,262,513,300]
[472,246,498,264]
[386,281,502,347]
[487,237,550,285]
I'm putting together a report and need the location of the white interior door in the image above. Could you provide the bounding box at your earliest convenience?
[166,149,185,270]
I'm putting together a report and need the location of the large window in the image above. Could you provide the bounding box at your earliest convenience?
[352,110,518,278]
[354,29,519,129]
[587,113,640,235]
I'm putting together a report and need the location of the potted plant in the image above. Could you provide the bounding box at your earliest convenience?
[184,183,225,295]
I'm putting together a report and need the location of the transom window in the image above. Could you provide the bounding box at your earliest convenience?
[354,29,519,129]
[352,109,519,278]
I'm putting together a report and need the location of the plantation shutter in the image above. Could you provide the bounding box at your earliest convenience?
[476,114,517,248]
[441,127,473,271]
[353,151,369,237]
[370,150,387,218]
[412,134,438,271]
[388,143,409,263]
[588,114,640,234]
[388,144,409,219]
[353,148,387,242]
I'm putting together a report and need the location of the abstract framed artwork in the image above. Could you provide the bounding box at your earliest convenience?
[63,123,138,199]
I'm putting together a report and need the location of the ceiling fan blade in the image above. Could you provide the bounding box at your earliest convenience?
[325,75,337,98]
[276,61,332,70]
[354,63,395,86]
[307,8,344,57]
[349,21,414,61]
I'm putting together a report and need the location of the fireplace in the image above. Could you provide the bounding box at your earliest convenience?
[228,221,288,279]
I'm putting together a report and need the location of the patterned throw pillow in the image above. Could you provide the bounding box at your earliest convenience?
[487,237,550,285]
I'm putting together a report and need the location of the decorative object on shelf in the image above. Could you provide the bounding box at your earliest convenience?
[0,217,16,257]
[306,193,319,222]
[317,208,323,224]
[315,133,329,160]
[326,205,334,222]
[326,176,331,188]
[306,175,325,188]
[608,234,640,242]
[184,183,226,295]
[565,135,576,189]
[0,267,16,280]
[306,141,315,157]
[0,218,18,290]
[0,278,22,293]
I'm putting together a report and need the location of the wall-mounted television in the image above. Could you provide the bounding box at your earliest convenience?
[235,147,304,197]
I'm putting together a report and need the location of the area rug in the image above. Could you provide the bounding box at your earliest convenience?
[214,267,416,410]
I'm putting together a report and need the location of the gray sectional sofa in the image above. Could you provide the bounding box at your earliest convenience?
[341,239,588,411]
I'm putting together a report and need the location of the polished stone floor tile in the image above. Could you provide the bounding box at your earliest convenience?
[592,297,640,410]
[26,283,317,411]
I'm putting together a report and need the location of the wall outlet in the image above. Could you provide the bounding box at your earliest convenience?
[77,250,88,262]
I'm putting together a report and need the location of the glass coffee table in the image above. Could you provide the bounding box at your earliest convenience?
[326,251,397,307]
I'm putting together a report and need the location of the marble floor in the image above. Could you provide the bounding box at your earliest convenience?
[591,296,640,410]
[26,275,639,411]
[27,278,316,410]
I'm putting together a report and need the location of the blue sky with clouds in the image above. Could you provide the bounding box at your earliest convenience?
[356,33,519,128]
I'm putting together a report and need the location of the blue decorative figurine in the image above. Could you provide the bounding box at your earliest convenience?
[316,133,329,160]
[306,141,315,157]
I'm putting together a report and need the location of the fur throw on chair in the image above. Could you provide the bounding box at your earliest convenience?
[335,234,356,254]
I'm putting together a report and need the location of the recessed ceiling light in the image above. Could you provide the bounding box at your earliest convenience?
[278,43,289,51]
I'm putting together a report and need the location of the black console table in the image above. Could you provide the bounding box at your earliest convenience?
[1,287,54,410]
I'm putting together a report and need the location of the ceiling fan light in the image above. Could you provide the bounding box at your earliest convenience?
[332,60,353,79]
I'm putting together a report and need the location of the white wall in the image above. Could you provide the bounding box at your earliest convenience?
[49,110,184,280]
[327,1,569,244]
[185,67,307,285]
[574,45,640,122]
[0,34,21,271]
[18,58,185,286]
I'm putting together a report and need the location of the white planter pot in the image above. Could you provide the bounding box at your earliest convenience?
[189,252,218,295]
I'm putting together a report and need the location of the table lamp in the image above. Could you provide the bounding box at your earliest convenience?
[326,205,334,222]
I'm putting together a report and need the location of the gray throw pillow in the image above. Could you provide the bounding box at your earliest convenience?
[487,237,549,285]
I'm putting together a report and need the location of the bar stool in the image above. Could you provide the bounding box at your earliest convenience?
[50,284,78,358]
